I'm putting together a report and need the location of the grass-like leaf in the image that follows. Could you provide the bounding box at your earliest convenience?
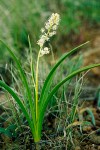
[39,42,89,107]
[0,40,35,127]
[38,63,100,136]
[0,80,33,131]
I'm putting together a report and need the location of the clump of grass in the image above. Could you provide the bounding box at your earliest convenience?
[0,13,100,145]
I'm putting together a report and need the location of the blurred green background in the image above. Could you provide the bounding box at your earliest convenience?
[0,0,100,64]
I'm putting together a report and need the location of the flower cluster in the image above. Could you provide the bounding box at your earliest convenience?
[37,13,60,56]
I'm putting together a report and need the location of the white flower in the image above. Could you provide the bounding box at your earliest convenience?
[41,28,45,33]
[52,25,57,30]
[37,13,60,56]
[49,31,56,37]
[44,47,49,54]
[41,35,49,41]
[45,13,60,31]
[40,47,50,56]
[37,38,45,47]
[45,23,50,30]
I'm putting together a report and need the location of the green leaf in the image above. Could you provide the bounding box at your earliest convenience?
[0,40,35,130]
[38,42,89,138]
[38,63,100,135]
[28,35,35,83]
[86,109,96,126]
[0,127,12,137]
[46,64,100,109]
[95,86,100,107]
[6,124,17,137]
[0,80,33,131]
[39,42,89,108]
[0,40,35,121]
[28,36,36,103]
[0,125,17,138]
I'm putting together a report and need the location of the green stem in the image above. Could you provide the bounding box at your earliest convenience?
[36,50,41,121]
[28,36,36,87]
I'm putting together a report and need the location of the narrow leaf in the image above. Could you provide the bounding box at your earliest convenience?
[38,63,100,134]
[39,42,89,107]
[0,127,12,137]
[0,40,35,123]
[0,80,33,130]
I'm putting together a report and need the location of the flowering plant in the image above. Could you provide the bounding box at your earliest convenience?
[0,13,100,143]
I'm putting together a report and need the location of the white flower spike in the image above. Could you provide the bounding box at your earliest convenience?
[37,13,60,56]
